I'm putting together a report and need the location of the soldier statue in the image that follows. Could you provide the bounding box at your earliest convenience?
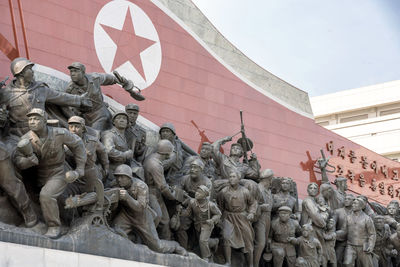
[253,169,273,267]
[289,223,323,267]
[67,116,108,210]
[66,62,144,130]
[14,108,86,238]
[373,215,396,267]
[0,108,37,227]
[175,158,213,248]
[125,103,147,163]
[112,164,187,255]
[0,58,92,138]
[101,110,135,187]
[343,197,376,267]
[143,139,178,240]
[217,171,257,267]
[272,177,299,219]
[212,135,260,180]
[182,185,221,261]
[159,122,198,186]
[270,205,301,267]
[199,142,217,181]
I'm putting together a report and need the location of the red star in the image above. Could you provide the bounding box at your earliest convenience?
[101,7,156,80]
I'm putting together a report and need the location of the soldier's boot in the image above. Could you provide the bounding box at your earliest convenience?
[45,226,61,239]
[21,204,38,228]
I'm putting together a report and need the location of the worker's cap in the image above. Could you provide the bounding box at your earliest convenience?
[278,206,292,213]
[125,103,140,112]
[67,62,86,72]
[26,108,47,120]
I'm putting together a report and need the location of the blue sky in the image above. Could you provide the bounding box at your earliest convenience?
[191,0,400,96]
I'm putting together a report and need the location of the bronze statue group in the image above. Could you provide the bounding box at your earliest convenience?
[1,57,400,267]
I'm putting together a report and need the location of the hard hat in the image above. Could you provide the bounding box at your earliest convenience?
[114,164,133,179]
[157,139,174,155]
[112,110,129,122]
[10,57,34,76]
[159,122,176,135]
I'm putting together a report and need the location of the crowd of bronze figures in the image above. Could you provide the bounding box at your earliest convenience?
[1,57,400,267]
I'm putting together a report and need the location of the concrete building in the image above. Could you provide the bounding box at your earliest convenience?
[311,80,400,161]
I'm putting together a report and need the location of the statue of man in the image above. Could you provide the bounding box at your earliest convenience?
[143,139,178,240]
[212,135,260,180]
[68,116,108,210]
[0,108,37,227]
[66,62,143,130]
[334,194,355,267]
[254,169,273,267]
[373,215,396,267]
[199,142,217,181]
[14,108,86,238]
[217,171,257,267]
[175,158,212,249]
[112,164,187,255]
[182,185,221,261]
[270,206,301,267]
[385,201,400,232]
[0,58,92,138]
[272,177,299,219]
[125,104,147,163]
[343,197,376,267]
[101,110,135,187]
[158,122,197,186]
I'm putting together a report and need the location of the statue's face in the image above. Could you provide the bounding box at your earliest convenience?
[28,115,45,132]
[116,175,131,188]
[337,180,348,191]
[279,211,290,222]
[69,68,84,83]
[281,179,291,192]
[301,228,310,238]
[200,145,212,159]
[352,199,363,212]
[388,204,398,216]
[322,187,333,199]
[126,110,139,124]
[160,128,174,141]
[229,172,240,187]
[229,145,243,158]
[189,163,202,178]
[374,219,384,230]
[68,123,84,137]
[344,195,355,207]
[307,183,318,197]
[195,190,206,200]
[113,115,128,130]
[20,65,34,83]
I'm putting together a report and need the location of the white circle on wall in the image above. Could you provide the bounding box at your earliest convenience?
[94,0,162,90]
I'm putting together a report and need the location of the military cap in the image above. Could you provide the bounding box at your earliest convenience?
[125,103,140,111]
[67,62,86,73]
[278,206,292,213]
[259,169,274,180]
[112,110,129,122]
[27,108,47,119]
[68,116,86,131]
[159,122,176,135]
[68,116,85,126]
[157,139,174,155]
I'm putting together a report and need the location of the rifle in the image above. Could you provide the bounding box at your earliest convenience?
[316,149,336,184]
[0,76,9,89]
[239,110,253,163]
